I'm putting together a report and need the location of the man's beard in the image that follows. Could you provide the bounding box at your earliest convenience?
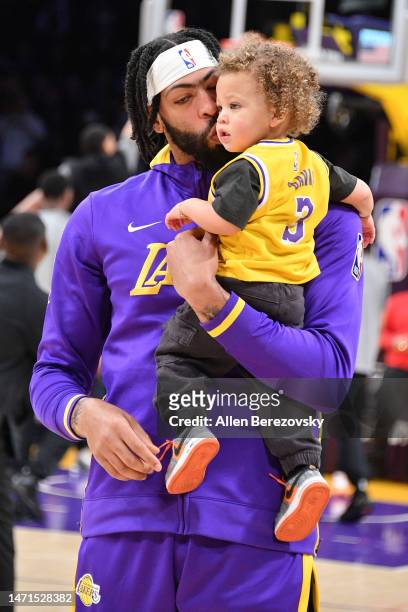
[160,115,233,172]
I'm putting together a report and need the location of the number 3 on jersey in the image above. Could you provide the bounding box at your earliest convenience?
[282,196,314,244]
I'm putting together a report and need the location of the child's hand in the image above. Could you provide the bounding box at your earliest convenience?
[165,203,190,231]
[361,214,376,248]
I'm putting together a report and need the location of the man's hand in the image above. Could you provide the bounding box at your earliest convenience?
[166,230,229,322]
[361,214,376,248]
[71,397,161,481]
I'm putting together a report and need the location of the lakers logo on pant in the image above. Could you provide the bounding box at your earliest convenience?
[76,573,101,607]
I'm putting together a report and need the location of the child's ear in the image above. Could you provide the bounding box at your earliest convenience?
[270,111,288,129]
[152,112,165,134]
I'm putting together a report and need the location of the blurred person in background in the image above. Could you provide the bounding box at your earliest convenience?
[375,290,408,453]
[0,213,77,520]
[118,119,142,175]
[0,214,47,521]
[59,122,128,209]
[0,213,47,602]
[380,290,408,372]
[327,249,389,521]
[0,214,48,442]
[13,170,73,293]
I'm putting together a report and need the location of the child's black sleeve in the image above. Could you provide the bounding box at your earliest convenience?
[317,154,358,202]
[212,160,261,229]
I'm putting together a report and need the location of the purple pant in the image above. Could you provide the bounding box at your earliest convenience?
[74,532,318,611]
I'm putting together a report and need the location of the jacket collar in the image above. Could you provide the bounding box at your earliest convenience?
[150,145,212,194]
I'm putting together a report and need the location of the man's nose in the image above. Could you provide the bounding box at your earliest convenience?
[198,88,218,118]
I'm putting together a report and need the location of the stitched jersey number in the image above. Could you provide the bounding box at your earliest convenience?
[282,197,314,244]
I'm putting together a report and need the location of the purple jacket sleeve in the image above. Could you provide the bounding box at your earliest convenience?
[202,205,363,381]
[30,197,111,440]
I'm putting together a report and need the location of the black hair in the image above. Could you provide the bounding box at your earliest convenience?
[79,123,113,156]
[1,213,45,247]
[38,169,70,199]
[125,28,220,164]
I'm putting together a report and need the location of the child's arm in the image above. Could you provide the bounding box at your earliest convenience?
[341,177,373,217]
[340,178,375,247]
[317,154,376,248]
[165,198,240,236]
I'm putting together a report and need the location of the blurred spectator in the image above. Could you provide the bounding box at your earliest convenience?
[326,250,389,520]
[0,213,47,595]
[0,214,78,519]
[375,291,408,455]
[36,171,73,293]
[0,214,48,427]
[118,119,140,175]
[380,290,408,370]
[12,170,73,292]
[59,123,128,208]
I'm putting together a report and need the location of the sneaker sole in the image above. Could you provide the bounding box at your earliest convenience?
[166,438,220,494]
[275,482,330,542]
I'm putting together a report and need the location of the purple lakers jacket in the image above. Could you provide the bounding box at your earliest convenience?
[30,146,363,555]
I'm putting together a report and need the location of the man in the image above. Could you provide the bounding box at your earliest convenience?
[59,123,129,209]
[30,29,363,611]
[0,212,75,523]
[0,213,47,609]
[13,170,74,293]
[35,171,73,292]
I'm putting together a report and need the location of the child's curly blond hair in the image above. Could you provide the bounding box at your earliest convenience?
[218,41,325,138]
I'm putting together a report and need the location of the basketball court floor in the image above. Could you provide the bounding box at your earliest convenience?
[14,464,408,612]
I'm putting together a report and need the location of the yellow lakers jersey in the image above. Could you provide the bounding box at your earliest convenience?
[210,138,330,284]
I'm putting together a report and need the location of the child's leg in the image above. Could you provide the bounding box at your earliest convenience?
[155,301,236,434]
[260,393,329,542]
[216,277,304,327]
[155,301,237,494]
[216,278,329,541]
[261,395,322,475]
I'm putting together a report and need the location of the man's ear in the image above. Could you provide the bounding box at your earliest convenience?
[152,112,165,134]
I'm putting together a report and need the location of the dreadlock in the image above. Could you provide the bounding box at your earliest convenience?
[125,28,220,164]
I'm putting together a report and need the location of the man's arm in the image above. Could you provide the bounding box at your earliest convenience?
[30,197,161,479]
[166,205,363,381]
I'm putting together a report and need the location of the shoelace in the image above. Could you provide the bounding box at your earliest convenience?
[268,472,286,487]
[269,469,309,500]
[158,440,173,462]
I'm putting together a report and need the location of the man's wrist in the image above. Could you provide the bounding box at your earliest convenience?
[70,396,92,438]
[186,279,230,323]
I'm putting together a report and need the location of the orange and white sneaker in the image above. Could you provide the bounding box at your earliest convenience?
[273,466,330,542]
[164,426,220,494]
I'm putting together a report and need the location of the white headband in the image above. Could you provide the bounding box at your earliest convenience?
[146,39,218,104]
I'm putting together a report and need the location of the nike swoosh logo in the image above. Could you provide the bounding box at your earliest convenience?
[127,221,162,233]
[173,427,192,457]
